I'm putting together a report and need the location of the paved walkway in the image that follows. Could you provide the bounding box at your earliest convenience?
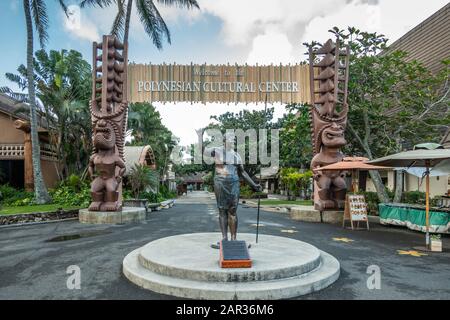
[175,191,216,204]
[0,200,449,299]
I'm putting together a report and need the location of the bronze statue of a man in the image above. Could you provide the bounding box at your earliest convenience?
[206,133,262,242]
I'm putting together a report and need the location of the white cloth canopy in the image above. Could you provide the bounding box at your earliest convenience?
[395,159,450,177]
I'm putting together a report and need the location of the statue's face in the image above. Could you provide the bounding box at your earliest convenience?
[94,119,116,150]
[321,122,346,147]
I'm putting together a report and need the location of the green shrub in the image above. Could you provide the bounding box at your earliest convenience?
[401,191,426,205]
[140,191,165,203]
[49,175,91,207]
[127,164,159,199]
[240,185,253,198]
[159,184,177,200]
[66,174,83,191]
[358,191,380,214]
[0,184,35,206]
[50,184,91,207]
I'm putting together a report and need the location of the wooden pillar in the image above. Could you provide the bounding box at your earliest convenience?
[14,120,34,191]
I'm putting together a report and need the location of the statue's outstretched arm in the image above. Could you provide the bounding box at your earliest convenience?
[238,164,262,192]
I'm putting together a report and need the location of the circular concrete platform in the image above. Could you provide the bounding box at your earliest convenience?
[79,207,146,224]
[123,233,340,299]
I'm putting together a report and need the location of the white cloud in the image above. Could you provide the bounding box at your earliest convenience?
[63,6,100,42]
[247,30,295,65]
[156,0,448,65]
[300,1,382,45]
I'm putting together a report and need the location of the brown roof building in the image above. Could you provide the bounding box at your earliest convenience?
[384,3,449,74]
[382,3,450,148]
[0,93,59,190]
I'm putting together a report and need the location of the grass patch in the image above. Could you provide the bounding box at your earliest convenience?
[0,204,81,215]
[260,199,313,206]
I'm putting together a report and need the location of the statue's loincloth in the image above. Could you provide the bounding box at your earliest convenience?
[214,175,240,210]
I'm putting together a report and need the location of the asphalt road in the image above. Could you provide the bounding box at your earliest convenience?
[0,194,449,300]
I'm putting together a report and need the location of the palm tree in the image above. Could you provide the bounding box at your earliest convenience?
[4,49,93,179]
[21,0,68,203]
[80,0,199,47]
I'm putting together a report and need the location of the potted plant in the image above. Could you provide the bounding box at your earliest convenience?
[123,164,159,211]
[430,234,442,252]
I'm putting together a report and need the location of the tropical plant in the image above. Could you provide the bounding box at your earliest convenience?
[127,102,177,177]
[3,49,93,178]
[276,104,312,169]
[80,0,199,46]
[127,164,159,199]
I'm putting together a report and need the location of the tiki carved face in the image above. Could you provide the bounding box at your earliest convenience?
[93,119,116,150]
[321,122,346,148]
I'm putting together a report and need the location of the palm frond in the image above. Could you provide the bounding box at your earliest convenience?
[155,0,199,9]
[136,0,171,49]
[149,0,171,44]
[56,0,68,17]
[5,73,28,90]
[30,0,49,48]
[136,0,162,49]
[79,0,115,8]
[111,0,126,39]
[0,87,29,103]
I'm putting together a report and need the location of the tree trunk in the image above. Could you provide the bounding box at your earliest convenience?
[393,170,403,203]
[123,0,133,43]
[347,121,390,203]
[368,170,390,203]
[23,0,51,203]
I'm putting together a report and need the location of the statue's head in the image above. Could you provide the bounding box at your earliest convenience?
[312,106,347,153]
[321,122,346,148]
[93,119,116,150]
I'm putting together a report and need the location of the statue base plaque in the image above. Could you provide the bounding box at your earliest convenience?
[219,240,252,268]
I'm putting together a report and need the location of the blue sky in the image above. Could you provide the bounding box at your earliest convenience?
[0,0,448,145]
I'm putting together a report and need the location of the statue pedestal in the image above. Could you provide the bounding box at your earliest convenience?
[290,206,343,224]
[79,207,146,224]
[122,233,340,299]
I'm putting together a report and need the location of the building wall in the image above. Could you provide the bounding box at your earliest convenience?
[0,113,24,143]
[0,112,61,189]
[366,171,449,198]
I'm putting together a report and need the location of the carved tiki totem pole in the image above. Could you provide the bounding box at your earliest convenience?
[308,38,350,211]
[88,35,128,212]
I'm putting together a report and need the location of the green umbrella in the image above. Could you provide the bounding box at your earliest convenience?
[368,144,450,249]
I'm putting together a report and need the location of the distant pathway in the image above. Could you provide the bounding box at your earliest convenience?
[175,191,216,205]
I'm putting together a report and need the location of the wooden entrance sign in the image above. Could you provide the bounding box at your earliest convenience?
[343,194,369,230]
[219,240,252,268]
[128,63,311,104]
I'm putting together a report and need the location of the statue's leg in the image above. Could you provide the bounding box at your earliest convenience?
[332,176,347,209]
[316,175,334,210]
[228,207,238,240]
[218,209,228,241]
[88,177,104,211]
[102,178,120,211]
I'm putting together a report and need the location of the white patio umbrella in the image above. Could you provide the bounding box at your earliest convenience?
[368,144,450,249]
